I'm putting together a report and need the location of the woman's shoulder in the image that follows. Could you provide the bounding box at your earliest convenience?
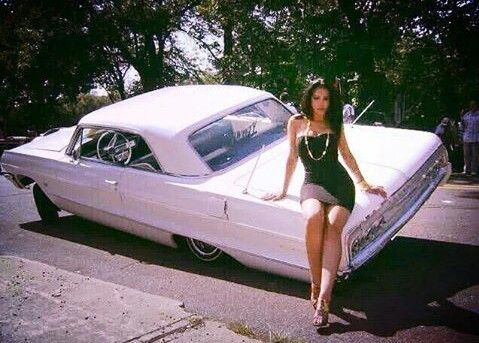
[288,114,307,130]
[291,113,306,120]
[289,113,307,124]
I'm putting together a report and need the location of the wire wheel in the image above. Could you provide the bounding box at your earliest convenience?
[185,238,223,262]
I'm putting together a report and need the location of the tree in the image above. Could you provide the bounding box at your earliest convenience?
[89,0,203,92]
[197,0,478,127]
[2,0,477,133]
[0,0,102,132]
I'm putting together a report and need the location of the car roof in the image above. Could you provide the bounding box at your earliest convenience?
[79,85,270,136]
[78,85,273,176]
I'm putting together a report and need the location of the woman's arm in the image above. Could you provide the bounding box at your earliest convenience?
[338,127,387,198]
[263,115,300,200]
[280,116,300,195]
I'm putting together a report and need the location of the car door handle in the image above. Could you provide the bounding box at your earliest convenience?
[104,180,118,186]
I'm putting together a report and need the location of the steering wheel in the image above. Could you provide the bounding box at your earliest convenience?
[96,130,132,165]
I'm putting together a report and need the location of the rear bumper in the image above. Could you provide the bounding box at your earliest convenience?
[342,145,450,276]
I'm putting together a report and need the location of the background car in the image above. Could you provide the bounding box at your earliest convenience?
[0,85,451,282]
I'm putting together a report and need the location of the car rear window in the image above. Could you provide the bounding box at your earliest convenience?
[189,98,291,171]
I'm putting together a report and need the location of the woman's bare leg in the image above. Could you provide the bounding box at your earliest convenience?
[319,205,350,303]
[301,199,326,286]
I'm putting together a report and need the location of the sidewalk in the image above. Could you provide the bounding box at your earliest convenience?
[0,256,259,343]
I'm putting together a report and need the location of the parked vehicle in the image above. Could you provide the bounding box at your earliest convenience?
[0,85,451,281]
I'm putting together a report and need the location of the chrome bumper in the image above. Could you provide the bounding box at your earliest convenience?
[344,145,450,275]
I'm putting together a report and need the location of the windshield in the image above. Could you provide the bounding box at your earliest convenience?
[189,98,291,171]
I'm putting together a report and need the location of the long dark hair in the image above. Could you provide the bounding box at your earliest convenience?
[300,79,343,135]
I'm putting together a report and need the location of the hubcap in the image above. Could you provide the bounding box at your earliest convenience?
[186,238,222,261]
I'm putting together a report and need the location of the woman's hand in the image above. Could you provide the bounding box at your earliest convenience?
[358,180,387,199]
[262,191,287,201]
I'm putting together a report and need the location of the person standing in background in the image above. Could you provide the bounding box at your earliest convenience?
[434,117,458,161]
[342,103,355,124]
[462,100,479,176]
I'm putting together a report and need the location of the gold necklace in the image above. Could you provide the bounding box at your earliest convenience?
[304,119,330,161]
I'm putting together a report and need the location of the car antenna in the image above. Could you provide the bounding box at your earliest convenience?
[242,144,265,195]
[352,99,375,125]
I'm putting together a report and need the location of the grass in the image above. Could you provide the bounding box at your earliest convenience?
[227,321,307,343]
[188,315,205,328]
[227,321,257,339]
[268,330,308,343]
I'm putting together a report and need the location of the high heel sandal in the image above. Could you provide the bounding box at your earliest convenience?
[310,283,321,309]
[313,299,330,327]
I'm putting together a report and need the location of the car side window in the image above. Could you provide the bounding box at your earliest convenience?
[73,128,161,172]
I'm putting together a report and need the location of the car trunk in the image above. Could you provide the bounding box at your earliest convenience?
[201,125,445,276]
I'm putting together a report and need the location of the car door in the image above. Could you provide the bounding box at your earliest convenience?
[53,127,126,229]
[120,134,227,246]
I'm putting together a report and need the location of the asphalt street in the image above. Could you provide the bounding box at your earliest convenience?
[1,176,478,342]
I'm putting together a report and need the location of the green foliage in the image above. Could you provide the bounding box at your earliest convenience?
[1,0,477,133]
[0,0,102,133]
[58,93,112,124]
[88,0,204,91]
[196,0,478,128]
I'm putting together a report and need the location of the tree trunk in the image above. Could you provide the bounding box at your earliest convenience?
[222,19,234,84]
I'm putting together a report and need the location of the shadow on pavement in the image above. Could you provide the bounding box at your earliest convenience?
[20,216,479,338]
[330,237,479,337]
[456,191,479,200]
[447,173,479,186]
[19,215,292,287]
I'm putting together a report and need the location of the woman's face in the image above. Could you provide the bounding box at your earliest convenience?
[311,87,329,119]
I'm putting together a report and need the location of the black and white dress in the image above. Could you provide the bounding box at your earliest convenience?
[298,130,355,212]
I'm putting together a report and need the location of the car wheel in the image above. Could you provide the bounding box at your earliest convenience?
[185,237,224,262]
[33,184,59,223]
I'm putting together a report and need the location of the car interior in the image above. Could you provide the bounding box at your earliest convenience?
[77,128,161,172]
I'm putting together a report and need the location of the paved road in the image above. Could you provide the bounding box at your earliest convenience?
[1,177,478,342]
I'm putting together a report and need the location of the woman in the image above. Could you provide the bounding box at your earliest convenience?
[263,79,387,327]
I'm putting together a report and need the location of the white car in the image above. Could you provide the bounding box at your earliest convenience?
[0,85,451,281]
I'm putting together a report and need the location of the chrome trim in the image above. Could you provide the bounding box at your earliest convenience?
[345,146,450,273]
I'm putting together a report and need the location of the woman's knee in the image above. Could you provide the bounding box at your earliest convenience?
[325,223,344,239]
[302,200,326,234]
[325,205,350,238]
[304,213,325,238]
[303,207,324,224]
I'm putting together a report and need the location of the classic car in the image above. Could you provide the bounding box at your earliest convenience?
[0,85,451,281]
